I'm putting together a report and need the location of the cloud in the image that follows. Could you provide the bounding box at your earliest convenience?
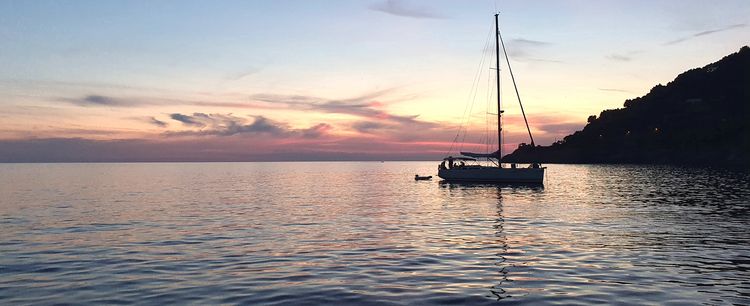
[167,113,276,135]
[369,0,444,19]
[225,67,262,81]
[605,50,642,62]
[148,116,168,127]
[0,136,451,162]
[236,116,286,135]
[536,122,584,134]
[58,89,440,139]
[164,113,330,138]
[249,88,392,108]
[170,113,206,127]
[352,121,387,133]
[511,38,551,46]
[82,95,119,106]
[59,90,409,127]
[40,88,584,160]
[65,95,143,107]
[499,113,585,145]
[248,89,434,129]
[60,89,399,114]
[506,38,553,58]
[301,123,332,138]
[61,94,270,109]
[606,54,632,62]
[664,23,746,45]
[520,58,563,63]
[0,111,583,162]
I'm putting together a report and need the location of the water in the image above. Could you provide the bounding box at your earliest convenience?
[1,162,749,305]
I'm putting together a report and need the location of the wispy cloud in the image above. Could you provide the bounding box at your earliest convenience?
[301,123,333,139]
[605,50,643,62]
[59,89,440,138]
[61,90,399,114]
[43,89,584,161]
[0,112,585,162]
[536,122,584,134]
[664,23,746,45]
[148,116,168,127]
[517,58,564,64]
[164,113,330,138]
[0,136,452,162]
[606,54,632,62]
[506,38,553,59]
[65,95,144,107]
[248,89,431,127]
[351,121,387,133]
[62,94,255,109]
[225,66,262,81]
[511,38,551,46]
[502,114,584,137]
[170,113,206,127]
[369,0,444,19]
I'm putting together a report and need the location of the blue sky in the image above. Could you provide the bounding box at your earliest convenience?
[0,0,748,161]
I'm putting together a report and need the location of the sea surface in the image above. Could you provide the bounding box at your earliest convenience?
[0,162,749,305]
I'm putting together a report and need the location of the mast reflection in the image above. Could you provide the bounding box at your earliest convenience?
[491,187,510,300]
[437,182,544,301]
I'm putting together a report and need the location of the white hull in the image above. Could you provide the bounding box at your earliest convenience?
[438,166,545,184]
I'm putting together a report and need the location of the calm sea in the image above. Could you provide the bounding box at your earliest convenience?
[0,162,748,305]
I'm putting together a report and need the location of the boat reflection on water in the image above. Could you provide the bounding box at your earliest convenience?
[437,182,544,301]
[438,180,545,191]
[489,186,512,301]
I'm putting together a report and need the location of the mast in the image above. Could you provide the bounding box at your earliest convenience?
[494,13,503,163]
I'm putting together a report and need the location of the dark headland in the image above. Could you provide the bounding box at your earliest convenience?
[504,46,750,167]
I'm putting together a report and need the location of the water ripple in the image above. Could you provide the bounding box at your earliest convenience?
[0,163,748,305]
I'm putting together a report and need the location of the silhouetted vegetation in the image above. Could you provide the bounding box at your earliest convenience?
[504,46,750,167]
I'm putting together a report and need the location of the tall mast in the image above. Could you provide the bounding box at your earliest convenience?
[494,13,503,162]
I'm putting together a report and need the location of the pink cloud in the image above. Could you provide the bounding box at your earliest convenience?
[14,89,586,161]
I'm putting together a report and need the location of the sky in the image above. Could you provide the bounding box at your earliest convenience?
[0,0,748,162]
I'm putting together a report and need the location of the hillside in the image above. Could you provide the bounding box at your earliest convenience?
[504,46,750,167]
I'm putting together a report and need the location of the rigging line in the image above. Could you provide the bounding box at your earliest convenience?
[459,25,492,139]
[447,23,493,156]
[462,28,493,148]
[478,51,496,157]
[486,76,494,154]
[459,81,482,152]
[485,44,495,155]
[484,67,490,153]
[455,23,493,154]
[496,33,503,159]
[497,17,536,147]
[459,63,484,152]
[488,87,499,167]
[487,48,500,153]
[460,25,494,152]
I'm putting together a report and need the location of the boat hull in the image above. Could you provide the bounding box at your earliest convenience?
[438,167,545,184]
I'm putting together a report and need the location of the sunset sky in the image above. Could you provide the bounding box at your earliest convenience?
[1,0,748,161]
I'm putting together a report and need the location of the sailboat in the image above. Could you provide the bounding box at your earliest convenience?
[437,13,545,184]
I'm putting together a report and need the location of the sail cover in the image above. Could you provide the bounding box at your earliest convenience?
[443,156,476,161]
[460,151,499,159]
